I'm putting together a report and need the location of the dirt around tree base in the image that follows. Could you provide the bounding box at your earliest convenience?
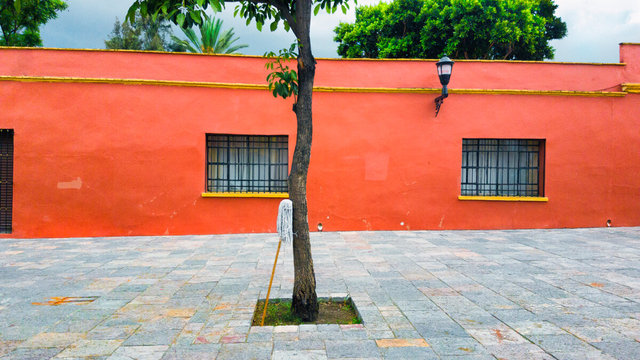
[252,297,361,326]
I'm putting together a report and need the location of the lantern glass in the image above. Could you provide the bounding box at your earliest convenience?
[436,55,454,87]
[438,63,452,76]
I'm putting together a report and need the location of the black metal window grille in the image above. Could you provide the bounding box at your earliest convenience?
[0,129,13,233]
[206,134,288,193]
[461,139,544,197]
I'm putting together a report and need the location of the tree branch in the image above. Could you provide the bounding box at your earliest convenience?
[0,18,15,46]
[241,0,299,38]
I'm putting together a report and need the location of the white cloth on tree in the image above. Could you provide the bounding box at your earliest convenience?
[277,199,293,244]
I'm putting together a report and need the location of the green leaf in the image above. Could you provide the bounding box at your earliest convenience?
[270,21,278,32]
[177,13,185,27]
[14,0,21,13]
[314,4,321,16]
[190,11,201,24]
[126,3,139,23]
[213,1,223,12]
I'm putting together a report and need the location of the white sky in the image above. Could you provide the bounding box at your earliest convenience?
[40,0,640,62]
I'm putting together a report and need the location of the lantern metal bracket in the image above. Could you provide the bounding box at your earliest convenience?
[434,86,448,117]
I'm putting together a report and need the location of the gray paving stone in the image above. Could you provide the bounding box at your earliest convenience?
[427,336,490,356]
[273,350,327,360]
[107,345,168,360]
[273,340,325,351]
[57,339,124,358]
[160,344,222,360]
[438,355,496,360]
[414,321,469,338]
[527,334,592,352]
[341,329,369,340]
[483,342,556,360]
[592,341,640,360]
[379,346,438,359]
[122,329,181,346]
[550,350,617,360]
[325,339,381,359]
[0,347,63,359]
[216,342,272,360]
[390,329,420,339]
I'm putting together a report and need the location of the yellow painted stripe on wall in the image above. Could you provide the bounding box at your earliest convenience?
[622,83,640,93]
[0,75,628,97]
[1,46,627,66]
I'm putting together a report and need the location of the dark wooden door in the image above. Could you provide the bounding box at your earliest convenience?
[0,129,13,233]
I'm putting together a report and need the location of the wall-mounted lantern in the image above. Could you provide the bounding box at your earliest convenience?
[435,55,454,117]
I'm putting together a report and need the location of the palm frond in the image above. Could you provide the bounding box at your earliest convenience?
[170,34,198,53]
[174,15,247,54]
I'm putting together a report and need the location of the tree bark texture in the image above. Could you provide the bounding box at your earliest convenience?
[290,0,318,322]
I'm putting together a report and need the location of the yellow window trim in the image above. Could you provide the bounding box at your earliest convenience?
[202,192,289,199]
[458,195,548,202]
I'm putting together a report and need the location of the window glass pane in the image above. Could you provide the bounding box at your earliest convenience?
[206,134,288,193]
[461,139,544,197]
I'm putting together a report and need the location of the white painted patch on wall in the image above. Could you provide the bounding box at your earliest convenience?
[439,215,445,228]
[57,177,82,190]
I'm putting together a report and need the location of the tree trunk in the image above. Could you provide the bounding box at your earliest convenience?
[290,0,318,322]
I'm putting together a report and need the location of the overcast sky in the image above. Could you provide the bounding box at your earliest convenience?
[40,0,640,62]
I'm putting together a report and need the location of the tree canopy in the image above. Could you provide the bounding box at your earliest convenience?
[0,0,67,46]
[334,0,567,60]
[105,11,184,52]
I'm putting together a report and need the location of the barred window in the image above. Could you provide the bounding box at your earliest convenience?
[1,129,13,233]
[206,134,288,193]
[461,139,544,197]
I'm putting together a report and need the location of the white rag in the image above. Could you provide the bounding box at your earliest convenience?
[277,199,293,244]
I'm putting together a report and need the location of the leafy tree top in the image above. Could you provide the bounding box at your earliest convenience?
[127,0,352,43]
[105,10,184,52]
[0,0,68,46]
[334,0,567,60]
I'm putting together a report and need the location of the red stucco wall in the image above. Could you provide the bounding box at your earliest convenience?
[1,45,639,238]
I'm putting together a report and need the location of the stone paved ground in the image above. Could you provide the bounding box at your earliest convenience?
[1,228,639,359]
